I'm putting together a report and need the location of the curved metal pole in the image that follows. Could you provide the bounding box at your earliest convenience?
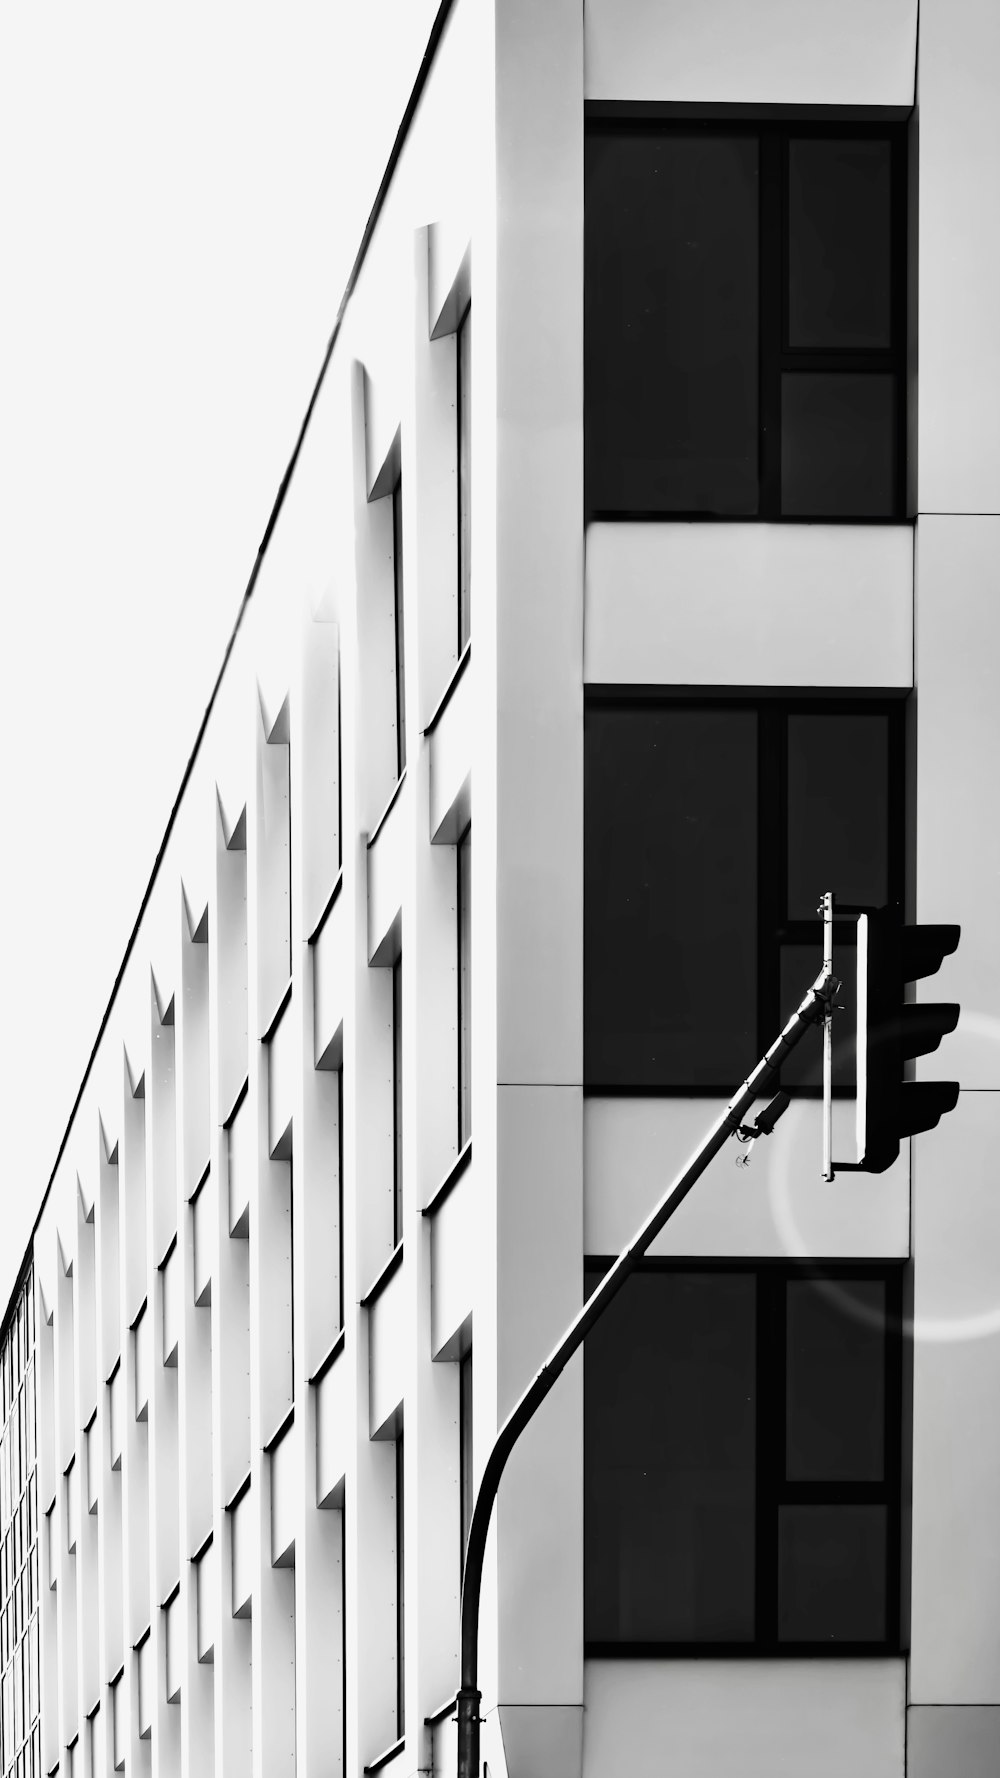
[455,962,835,1778]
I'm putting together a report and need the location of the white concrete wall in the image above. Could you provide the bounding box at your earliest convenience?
[583,1660,906,1778]
[585,0,917,106]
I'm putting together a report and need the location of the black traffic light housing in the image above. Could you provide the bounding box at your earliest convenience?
[856,908,961,1173]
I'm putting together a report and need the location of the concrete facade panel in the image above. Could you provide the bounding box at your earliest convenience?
[368,1259,405,1439]
[585,1097,909,1260]
[583,1659,905,1778]
[918,0,1000,513]
[429,1160,475,1360]
[428,660,472,844]
[585,523,913,689]
[269,1426,296,1569]
[585,0,917,106]
[915,516,1000,1088]
[366,786,406,965]
[910,1093,1000,1702]
[266,996,294,1160]
[497,1083,583,1706]
[495,0,584,1090]
[908,1706,1000,1778]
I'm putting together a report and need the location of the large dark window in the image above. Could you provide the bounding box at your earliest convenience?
[584,1262,902,1653]
[584,696,903,1092]
[585,122,905,520]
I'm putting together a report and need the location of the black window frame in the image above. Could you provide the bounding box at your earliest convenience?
[584,114,908,524]
[584,1257,904,1658]
[583,690,907,1096]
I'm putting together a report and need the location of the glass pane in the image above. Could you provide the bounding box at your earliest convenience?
[778,1504,887,1642]
[458,828,472,1146]
[585,1270,757,1643]
[458,305,472,650]
[585,707,757,1088]
[782,372,896,517]
[779,943,856,1089]
[786,713,890,919]
[788,138,893,348]
[585,131,759,514]
[786,1278,886,1480]
[393,478,406,776]
[392,958,403,1247]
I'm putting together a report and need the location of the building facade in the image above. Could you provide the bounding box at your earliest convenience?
[5,1,1000,1775]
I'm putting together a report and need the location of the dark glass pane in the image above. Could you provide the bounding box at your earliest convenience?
[786,1277,885,1481]
[788,138,893,349]
[395,1434,405,1736]
[392,958,403,1246]
[781,372,896,517]
[458,826,472,1146]
[585,131,759,514]
[786,714,890,919]
[459,1350,473,1573]
[585,1270,757,1642]
[779,943,856,1089]
[585,707,757,1088]
[392,479,406,775]
[458,304,472,649]
[778,1504,887,1643]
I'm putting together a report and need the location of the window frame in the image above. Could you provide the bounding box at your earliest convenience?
[583,689,907,1096]
[584,115,908,524]
[583,1257,904,1658]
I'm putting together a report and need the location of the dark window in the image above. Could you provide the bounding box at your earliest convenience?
[585,122,905,521]
[392,477,406,776]
[392,957,403,1246]
[457,304,472,650]
[459,1348,473,1578]
[584,696,903,1092]
[337,1066,345,1332]
[584,1262,901,1652]
[395,1432,405,1737]
[457,824,472,1146]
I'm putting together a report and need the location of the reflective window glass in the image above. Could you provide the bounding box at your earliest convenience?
[786,714,890,919]
[585,706,757,1088]
[781,372,896,517]
[788,138,892,349]
[778,1504,887,1642]
[786,1279,886,1482]
[586,132,760,515]
[585,1270,757,1643]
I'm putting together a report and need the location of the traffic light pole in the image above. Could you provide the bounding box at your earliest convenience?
[455,957,838,1778]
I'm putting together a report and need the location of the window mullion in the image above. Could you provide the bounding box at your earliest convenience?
[755,1269,781,1648]
[758,128,783,518]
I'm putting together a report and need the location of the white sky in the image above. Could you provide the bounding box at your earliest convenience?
[0,2,437,1290]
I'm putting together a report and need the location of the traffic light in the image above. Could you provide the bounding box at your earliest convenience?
[856,908,961,1173]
